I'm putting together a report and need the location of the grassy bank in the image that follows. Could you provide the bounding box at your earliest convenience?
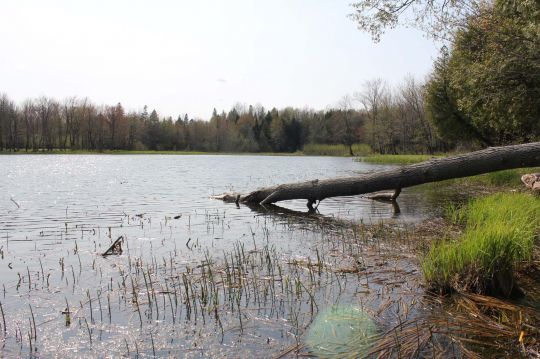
[359,153,444,164]
[422,192,540,296]
[463,168,539,187]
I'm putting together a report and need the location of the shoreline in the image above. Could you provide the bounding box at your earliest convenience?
[0,149,444,162]
[0,149,307,156]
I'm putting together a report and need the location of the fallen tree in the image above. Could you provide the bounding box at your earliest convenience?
[214,142,540,210]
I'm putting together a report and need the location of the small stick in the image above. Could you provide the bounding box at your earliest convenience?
[10,197,20,209]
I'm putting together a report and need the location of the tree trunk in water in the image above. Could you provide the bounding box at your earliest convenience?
[215,142,540,208]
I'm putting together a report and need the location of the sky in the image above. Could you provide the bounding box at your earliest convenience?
[0,0,440,119]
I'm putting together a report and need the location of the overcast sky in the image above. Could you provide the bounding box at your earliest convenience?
[1,0,439,119]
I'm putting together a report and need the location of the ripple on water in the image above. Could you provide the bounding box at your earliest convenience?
[0,154,462,357]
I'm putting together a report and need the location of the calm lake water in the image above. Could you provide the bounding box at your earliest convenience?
[1,154,444,240]
[0,155,461,357]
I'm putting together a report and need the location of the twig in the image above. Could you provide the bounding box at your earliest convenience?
[10,197,20,209]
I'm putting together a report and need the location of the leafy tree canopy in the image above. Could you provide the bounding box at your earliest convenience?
[349,0,483,42]
[425,0,540,145]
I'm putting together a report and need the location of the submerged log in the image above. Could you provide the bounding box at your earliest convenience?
[215,142,540,208]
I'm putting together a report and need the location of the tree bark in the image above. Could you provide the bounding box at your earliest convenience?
[215,142,540,208]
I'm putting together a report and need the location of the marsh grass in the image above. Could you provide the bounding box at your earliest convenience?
[302,143,372,156]
[422,193,540,296]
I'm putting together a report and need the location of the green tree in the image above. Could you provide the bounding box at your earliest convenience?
[351,0,540,146]
[425,48,493,146]
[426,0,540,145]
[143,109,161,150]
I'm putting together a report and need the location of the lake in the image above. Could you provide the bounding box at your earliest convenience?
[0,155,460,357]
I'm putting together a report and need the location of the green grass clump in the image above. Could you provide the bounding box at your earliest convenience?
[422,193,540,296]
[360,154,444,164]
[483,169,523,186]
[302,143,372,157]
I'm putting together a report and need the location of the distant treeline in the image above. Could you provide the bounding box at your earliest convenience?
[2,0,539,155]
[0,78,451,154]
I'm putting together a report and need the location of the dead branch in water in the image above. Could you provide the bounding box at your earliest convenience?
[102,236,123,256]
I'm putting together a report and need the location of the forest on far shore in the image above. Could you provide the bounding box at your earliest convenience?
[1,0,538,155]
[0,77,451,155]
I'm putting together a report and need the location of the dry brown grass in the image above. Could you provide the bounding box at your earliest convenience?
[364,290,540,358]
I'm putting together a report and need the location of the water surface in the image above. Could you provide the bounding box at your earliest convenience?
[0,155,459,357]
